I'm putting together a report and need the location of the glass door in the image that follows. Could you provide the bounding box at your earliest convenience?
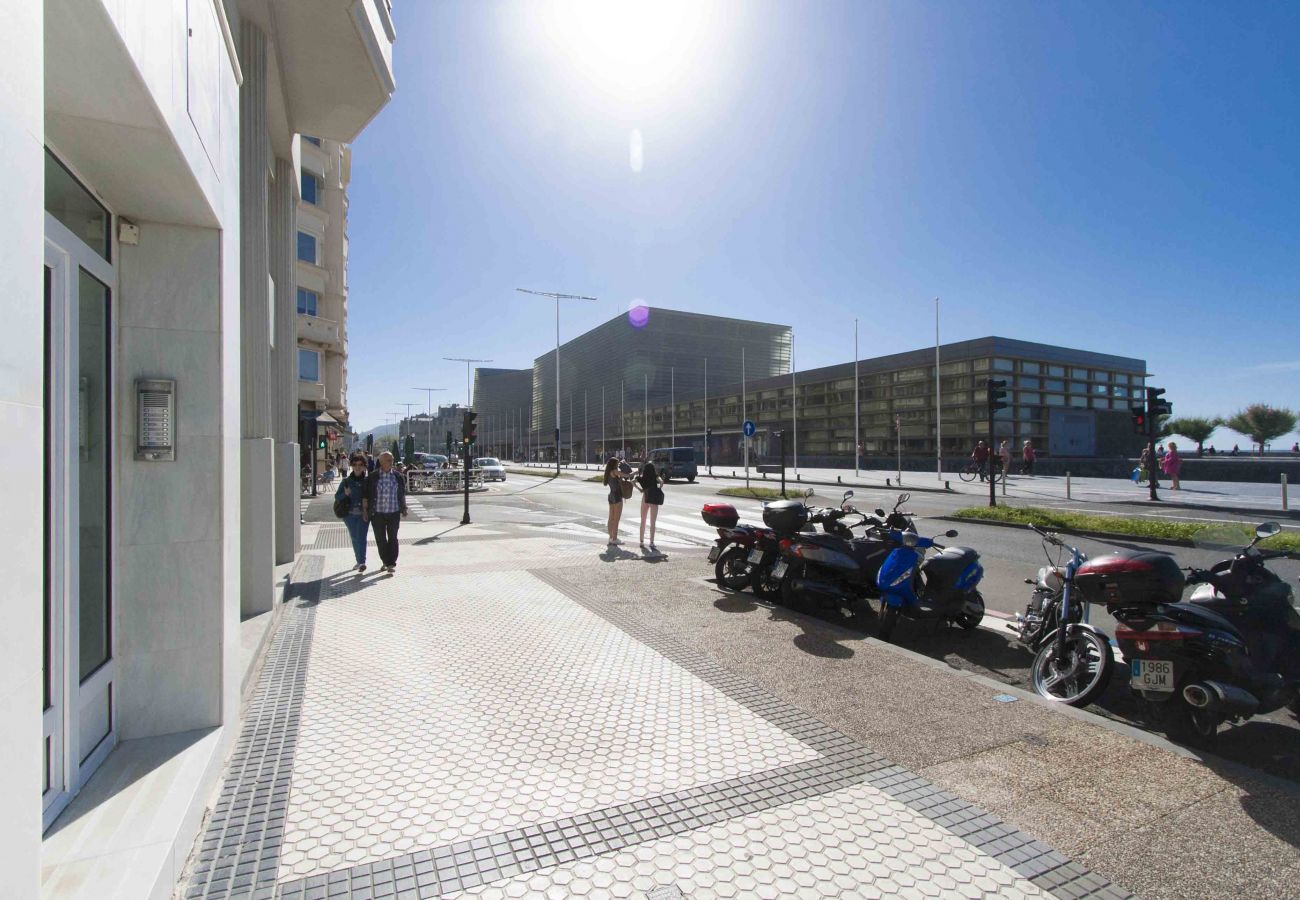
[43,152,116,830]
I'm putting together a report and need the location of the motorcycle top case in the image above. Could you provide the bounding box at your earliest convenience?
[761,500,809,534]
[1074,550,1185,608]
[700,502,739,529]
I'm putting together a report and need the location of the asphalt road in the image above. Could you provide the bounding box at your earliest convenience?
[306,473,1300,782]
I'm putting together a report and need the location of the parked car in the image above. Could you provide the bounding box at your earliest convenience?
[648,446,697,482]
[475,457,507,481]
[423,454,449,470]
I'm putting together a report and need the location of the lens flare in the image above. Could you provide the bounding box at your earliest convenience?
[627,303,650,329]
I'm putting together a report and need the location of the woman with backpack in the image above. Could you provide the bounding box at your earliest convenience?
[637,460,665,552]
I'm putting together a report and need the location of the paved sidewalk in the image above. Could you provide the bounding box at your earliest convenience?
[175,515,1139,899]
[179,495,1300,899]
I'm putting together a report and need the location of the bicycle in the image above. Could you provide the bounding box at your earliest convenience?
[958,460,984,483]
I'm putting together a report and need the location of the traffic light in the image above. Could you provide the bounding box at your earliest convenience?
[1130,405,1147,434]
[1146,387,1171,420]
[317,435,327,451]
[365,433,374,452]
[986,379,1009,413]
[462,410,478,445]
[445,430,453,456]
[706,427,713,442]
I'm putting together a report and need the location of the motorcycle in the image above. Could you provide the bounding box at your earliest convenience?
[704,500,847,593]
[1019,527,1115,707]
[1104,522,1300,744]
[875,526,986,642]
[771,492,914,615]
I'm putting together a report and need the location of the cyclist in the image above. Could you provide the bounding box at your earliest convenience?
[971,441,991,482]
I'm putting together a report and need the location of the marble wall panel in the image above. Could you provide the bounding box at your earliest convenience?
[116,224,220,334]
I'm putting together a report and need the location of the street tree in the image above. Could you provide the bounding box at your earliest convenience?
[390,438,400,459]
[1162,416,1222,456]
[1223,405,1297,455]
[403,434,416,465]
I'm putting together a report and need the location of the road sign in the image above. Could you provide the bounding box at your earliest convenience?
[742,420,756,438]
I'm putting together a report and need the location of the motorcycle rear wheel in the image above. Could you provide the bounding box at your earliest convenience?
[1030,628,1114,708]
[749,561,782,600]
[953,591,985,631]
[714,547,751,592]
[1156,698,1221,747]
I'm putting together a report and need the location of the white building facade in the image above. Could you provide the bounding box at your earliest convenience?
[297,137,354,468]
[1,1,395,896]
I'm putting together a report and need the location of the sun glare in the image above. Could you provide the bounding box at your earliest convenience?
[544,1,713,102]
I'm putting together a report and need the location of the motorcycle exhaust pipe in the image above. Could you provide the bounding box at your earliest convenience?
[1183,681,1259,716]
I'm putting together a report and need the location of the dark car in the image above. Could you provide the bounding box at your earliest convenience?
[649,446,697,483]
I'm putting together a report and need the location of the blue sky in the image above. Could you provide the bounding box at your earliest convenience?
[346,1,1299,443]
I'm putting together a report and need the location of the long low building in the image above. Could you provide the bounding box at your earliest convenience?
[475,330,1147,465]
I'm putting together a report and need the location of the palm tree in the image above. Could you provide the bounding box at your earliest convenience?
[1162,417,1221,456]
[1223,405,1297,455]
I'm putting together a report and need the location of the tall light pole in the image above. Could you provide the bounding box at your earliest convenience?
[854,318,860,477]
[791,329,797,475]
[670,366,675,447]
[413,387,446,455]
[933,297,942,481]
[517,287,598,476]
[443,357,491,408]
[643,372,649,459]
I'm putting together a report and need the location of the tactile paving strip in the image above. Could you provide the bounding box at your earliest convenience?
[181,554,325,900]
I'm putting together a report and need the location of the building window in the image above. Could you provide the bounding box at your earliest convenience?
[1045,394,1066,406]
[992,358,1014,372]
[1070,382,1087,394]
[301,171,320,205]
[1044,379,1065,392]
[298,348,320,382]
[1021,361,1041,375]
[297,231,317,264]
[1047,364,1066,377]
[297,288,318,316]
[45,150,111,262]
[1018,376,1040,389]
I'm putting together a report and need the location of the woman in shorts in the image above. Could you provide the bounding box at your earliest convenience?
[603,457,627,544]
[637,461,664,551]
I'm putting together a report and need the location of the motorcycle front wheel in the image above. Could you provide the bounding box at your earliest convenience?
[878,605,900,642]
[714,546,751,592]
[749,560,782,599]
[1030,628,1114,707]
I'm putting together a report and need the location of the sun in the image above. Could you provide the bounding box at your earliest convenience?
[542,1,715,103]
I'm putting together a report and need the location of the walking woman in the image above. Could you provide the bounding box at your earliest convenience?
[637,460,665,551]
[603,457,628,544]
[1161,441,1183,490]
[336,452,370,573]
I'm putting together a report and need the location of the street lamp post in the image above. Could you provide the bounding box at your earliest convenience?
[443,357,491,409]
[934,297,942,481]
[517,287,598,476]
[854,318,860,477]
[413,387,446,456]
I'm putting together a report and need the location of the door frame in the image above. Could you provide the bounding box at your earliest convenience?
[42,210,118,832]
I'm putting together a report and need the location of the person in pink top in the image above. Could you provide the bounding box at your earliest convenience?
[1160,441,1183,490]
[1022,440,1036,475]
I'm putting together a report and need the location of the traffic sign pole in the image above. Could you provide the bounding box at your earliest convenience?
[742,420,756,490]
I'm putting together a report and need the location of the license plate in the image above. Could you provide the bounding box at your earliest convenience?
[707,546,721,564]
[748,548,765,564]
[771,561,788,580]
[1131,659,1174,692]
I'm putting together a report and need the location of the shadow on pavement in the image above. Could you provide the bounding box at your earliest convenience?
[599,545,641,562]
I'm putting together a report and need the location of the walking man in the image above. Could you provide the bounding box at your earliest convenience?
[364,450,408,573]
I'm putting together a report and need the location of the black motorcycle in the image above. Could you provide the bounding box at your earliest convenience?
[705,500,846,593]
[1106,522,1300,744]
[772,491,914,617]
[1019,527,1115,708]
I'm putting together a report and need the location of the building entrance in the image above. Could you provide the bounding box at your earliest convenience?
[42,154,116,830]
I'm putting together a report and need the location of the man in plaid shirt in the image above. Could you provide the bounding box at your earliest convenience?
[363,451,408,573]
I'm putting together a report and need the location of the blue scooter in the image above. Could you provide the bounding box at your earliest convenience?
[875,527,986,642]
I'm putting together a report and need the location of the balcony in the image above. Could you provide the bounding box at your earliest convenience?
[298,380,326,404]
[298,313,341,348]
[275,0,396,141]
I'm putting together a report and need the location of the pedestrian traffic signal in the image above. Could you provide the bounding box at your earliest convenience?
[365,433,373,452]
[987,379,1009,413]
[1146,387,1171,420]
[1130,405,1147,434]
[445,430,453,456]
[462,410,478,444]
[317,435,327,451]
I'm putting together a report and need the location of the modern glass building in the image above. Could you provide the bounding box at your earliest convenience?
[472,368,533,459]
[623,336,1148,465]
[517,307,792,461]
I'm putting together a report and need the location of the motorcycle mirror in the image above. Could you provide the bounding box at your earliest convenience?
[902,532,919,547]
[1256,522,1281,540]
[842,490,854,501]
[874,508,886,517]
[944,529,959,538]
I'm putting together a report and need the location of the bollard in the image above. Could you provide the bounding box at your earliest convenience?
[1283,474,1290,512]
[1066,472,1072,500]
[797,474,802,482]
[886,478,891,487]
[837,475,842,483]
[945,480,951,491]
[1002,472,1007,497]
